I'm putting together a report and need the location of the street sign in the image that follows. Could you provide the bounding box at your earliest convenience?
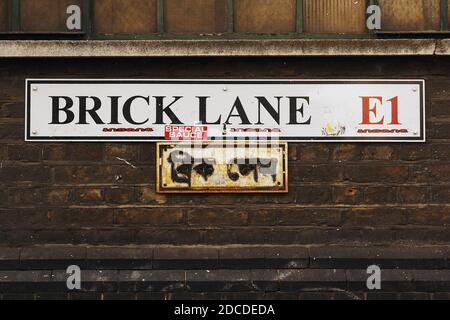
[157,142,288,193]
[26,79,425,142]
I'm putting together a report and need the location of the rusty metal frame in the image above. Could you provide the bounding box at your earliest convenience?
[156,141,289,194]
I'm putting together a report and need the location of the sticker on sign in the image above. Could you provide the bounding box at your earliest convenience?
[165,125,208,141]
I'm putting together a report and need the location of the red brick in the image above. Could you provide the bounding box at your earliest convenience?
[342,208,408,226]
[272,192,296,204]
[116,165,155,184]
[7,144,41,161]
[0,209,49,229]
[295,186,332,204]
[407,207,450,226]
[399,144,431,161]
[333,185,362,204]
[430,100,450,118]
[202,228,278,244]
[331,145,361,161]
[0,144,6,160]
[0,189,8,206]
[431,186,450,204]
[363,186,397,204]
[0,101,24,118]
[428,79,450,100]
[247,209,278,226]
[105,187,136,204]
[187,208,247,226]
[362,145,396,160]
[48,208,114,227]
[75,188,104,204]
[241,194,292,206]
[431,144,450,160]
[105,144,140,161]
[0,125,22,140]
[116,208,185,226]
[54,166,115,184]
[297,144,330,161]
[139,144,156,165]
[137,186,168,204]
[46,189,72,205]
[8,188,42,205]
[240,194,268,204]
[432,123,450,139]
[291,165,344,182]
[135,228,201,244]
[288,144,297,161]
[0,165,51,184]
[393,226,450,242]
[409,165,433,183]
[346,165,408,183]
[53,166,84,184]
[184,194,241,205]
[398,186,428,204]
[71,144,103,161]
[411,164,450,183]
[42,145,71,161]
[278,209,342,227]
[69,228,136,245]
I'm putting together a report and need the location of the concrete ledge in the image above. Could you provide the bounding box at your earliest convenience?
[0,39,445,57]
[435,39,450,55]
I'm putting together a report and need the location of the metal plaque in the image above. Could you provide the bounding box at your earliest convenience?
[157,142,288,193]
[26,79,425,142]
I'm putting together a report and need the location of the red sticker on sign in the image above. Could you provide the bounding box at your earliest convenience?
[164,125,208,141]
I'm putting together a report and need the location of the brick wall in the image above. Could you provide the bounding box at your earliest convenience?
[0,56,449,246]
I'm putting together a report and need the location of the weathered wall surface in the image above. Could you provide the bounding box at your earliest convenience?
[0,57,449,246]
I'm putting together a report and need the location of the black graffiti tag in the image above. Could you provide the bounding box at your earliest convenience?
[168,151,215,187]
[227,158,278,183]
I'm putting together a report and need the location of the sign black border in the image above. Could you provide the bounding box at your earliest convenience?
[25,79,426,142]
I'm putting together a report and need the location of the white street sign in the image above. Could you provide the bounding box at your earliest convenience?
[26,79,425,142]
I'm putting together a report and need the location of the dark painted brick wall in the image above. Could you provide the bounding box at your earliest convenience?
[0,57,449,246]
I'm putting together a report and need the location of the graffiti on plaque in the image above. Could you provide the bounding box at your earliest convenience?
[157,143,287,193]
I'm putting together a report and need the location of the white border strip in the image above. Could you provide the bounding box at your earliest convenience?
[0,39,441,57]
